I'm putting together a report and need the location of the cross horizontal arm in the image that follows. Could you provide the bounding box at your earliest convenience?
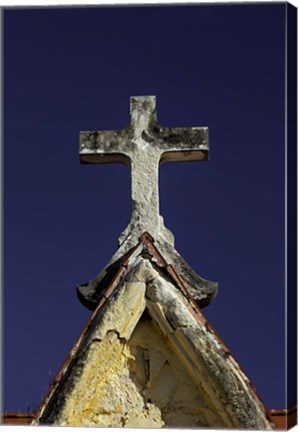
[153,126,209,163]
[80,128,133,164]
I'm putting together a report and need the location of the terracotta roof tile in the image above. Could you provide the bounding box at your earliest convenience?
[270,407,297,430]
[2,412,35,425]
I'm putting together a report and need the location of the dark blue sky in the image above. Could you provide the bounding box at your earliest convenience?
[3,4,287,412]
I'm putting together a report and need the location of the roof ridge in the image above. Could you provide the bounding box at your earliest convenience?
[77,231,218,311]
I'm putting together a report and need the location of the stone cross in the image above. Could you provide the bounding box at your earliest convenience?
[78,96,217,310]
[80,96,209,246]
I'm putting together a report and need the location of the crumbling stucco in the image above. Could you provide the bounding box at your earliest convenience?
[35,259,273,429]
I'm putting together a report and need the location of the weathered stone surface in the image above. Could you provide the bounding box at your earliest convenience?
[80,96,208,244]
[78,96,217,310]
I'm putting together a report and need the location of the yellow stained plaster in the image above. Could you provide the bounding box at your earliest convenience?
[55,312,223,428]
[94,280,146,341]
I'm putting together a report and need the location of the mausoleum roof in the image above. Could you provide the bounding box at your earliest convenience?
[31,232,274,429]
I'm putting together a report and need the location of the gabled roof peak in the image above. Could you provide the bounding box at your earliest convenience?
[33,246,273,429]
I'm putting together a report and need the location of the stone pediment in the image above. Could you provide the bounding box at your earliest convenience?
[33,235,274,429]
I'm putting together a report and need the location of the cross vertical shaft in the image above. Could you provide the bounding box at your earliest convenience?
[80,95,209,245]
[130,147,160,232]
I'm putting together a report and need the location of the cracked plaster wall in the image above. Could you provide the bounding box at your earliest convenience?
[55,314,223,428]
